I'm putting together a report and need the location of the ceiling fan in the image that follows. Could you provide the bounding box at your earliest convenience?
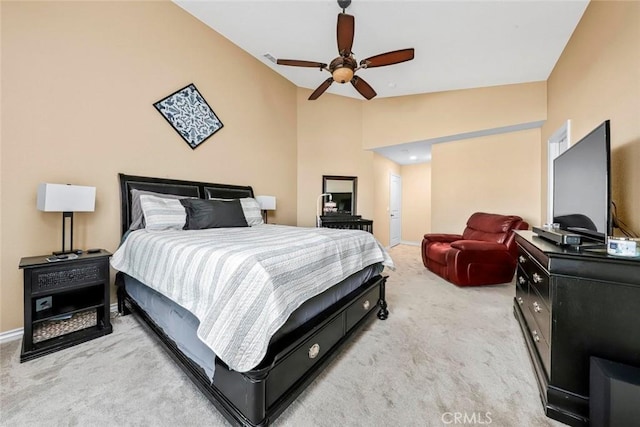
[276,0,415,101]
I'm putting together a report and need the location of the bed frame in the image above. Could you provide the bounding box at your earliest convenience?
[115,173,389,426]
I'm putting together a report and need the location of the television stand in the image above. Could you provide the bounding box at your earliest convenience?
[514,230,640,426]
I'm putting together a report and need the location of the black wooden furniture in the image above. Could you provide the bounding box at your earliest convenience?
[513,230,640,426]
[116,173,389,426]
[319,214,373,233]
[19,250,112,362]
[590,357,640,426]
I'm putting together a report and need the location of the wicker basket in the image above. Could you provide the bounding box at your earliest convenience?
[33,309,97,343]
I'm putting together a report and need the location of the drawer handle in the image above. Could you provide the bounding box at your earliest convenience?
[533,301,541,313]
[518,276,525,285]
[362,300,370,310]
[532,273,543,284]
[308,343,320,359]
[517,297,524,305]
[519,256,526,264]
[532,330,540,342]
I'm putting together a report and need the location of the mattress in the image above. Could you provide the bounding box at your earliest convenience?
[124,262,383,380]
[112,225,393,372]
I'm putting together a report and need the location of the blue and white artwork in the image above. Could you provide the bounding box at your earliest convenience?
[154,83,224,149]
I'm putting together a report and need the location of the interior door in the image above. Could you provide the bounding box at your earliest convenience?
[389,173,402,247]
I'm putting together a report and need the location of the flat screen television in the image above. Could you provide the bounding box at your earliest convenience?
[553,120,611,242]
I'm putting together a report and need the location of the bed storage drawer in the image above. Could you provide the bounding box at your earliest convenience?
[345,285,379,331]
[266,313,344,408]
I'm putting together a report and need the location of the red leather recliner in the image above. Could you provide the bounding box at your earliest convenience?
[422,212,529,286]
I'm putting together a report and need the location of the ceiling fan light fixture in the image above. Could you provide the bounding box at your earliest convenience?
[332,66,354,83]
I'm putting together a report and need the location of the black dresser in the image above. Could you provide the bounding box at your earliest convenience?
[319,215,373,233]
[514,230,640,426]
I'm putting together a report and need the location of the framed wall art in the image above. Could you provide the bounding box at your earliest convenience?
[154,83,224,149]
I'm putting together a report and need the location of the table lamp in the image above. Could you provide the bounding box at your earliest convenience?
[37,183,96,255]
[255,195,276,223]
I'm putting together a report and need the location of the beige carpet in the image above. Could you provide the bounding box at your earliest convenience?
[0,245,562,426]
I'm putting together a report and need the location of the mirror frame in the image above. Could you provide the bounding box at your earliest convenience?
[322,175,358,215]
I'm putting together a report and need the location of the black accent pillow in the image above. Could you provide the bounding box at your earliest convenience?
[180,199,248,230]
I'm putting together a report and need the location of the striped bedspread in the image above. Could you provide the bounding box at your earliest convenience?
[110,224,394,372]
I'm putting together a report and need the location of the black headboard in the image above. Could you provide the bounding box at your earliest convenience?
[118,173,254,236]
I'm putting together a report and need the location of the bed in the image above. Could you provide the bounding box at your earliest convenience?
[112,173,392,426]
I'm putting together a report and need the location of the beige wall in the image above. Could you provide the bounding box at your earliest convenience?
[362,82,547,149]
[3,1,637,335]
[362,82,547,243]
[1,1,298,332]
[542,1,640,234]
[400,162,431,243]
[295,88,375,228]
[431,129,541,233]
[361,82,547,246]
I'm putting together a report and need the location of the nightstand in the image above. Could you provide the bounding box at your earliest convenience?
[19,250,113,362]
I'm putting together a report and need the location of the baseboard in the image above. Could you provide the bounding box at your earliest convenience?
[0,328,23,344]
[386,240,421,250]
[0,303,119,344]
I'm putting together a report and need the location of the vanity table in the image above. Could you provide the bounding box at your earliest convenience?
[319,215,373,233]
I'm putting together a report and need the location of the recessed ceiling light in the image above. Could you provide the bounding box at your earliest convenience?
[410,155,417,160]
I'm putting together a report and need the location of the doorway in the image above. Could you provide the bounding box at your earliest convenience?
[547,120,570,223]
[389,173,402,247]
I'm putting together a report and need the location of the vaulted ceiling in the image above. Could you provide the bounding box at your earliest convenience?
[174,0,589,163]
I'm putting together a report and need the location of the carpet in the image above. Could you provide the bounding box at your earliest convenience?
[0,245,562,426]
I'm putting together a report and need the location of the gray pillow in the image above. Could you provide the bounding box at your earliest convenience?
[129,189,192,230]
[209,197,264,226]
[180,199,248,230]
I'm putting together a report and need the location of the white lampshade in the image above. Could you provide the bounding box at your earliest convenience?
[255,195,276,211]
[37,183,96,212]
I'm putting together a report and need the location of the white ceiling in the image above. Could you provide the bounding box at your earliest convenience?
[174,0,589,164]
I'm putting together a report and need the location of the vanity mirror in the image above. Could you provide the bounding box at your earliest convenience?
[322,175,357,215]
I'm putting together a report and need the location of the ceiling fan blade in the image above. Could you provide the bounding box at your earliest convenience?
[277,59,327,69]
[351,75,377,100]
[337,13,355,56]
[309,78,334,100]
[360,48,415,68]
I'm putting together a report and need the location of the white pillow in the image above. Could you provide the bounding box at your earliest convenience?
[209,197,264,226]
[239,198,264,226]
[140,195,186,231]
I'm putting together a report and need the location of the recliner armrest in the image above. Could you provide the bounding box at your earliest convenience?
[423,233,463,243]
[450,240,508,252]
